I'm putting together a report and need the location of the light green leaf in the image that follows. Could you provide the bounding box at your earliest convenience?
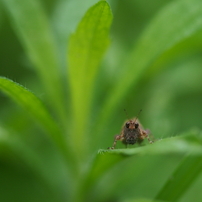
[1,0,65,121]
[98,0,202,131]
[96,132,202,184]
[0,77,69,158]
[98,132,202,156]
[67,1,113,158]
[52,0,98,64]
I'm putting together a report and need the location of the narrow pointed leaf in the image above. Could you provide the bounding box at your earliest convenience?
[1,0,65,121]
[68,1,112,157]
[155,156,202,201]
[0,77,68,156]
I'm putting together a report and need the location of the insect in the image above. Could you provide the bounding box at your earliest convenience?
[108,110,153,149]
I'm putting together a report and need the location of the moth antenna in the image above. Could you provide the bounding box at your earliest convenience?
[134,109,142,123]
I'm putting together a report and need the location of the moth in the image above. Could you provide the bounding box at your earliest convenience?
[108,110,152,149]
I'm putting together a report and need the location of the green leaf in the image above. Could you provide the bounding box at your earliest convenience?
[1,0,65,121]
[79,131,202,201]
[123,199,165,202]
[98,132,202,156]
[0,126,53,188]
[96,132,202,181]
[97,0,202,131]
[52,0,98,61]
[67,1,113,158]
[0,126,69,201]
[155,156,202,201]
[0,77,69,158]
[75,152,124,202]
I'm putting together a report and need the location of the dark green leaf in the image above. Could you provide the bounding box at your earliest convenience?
[155,155,202,201]
[1,0,65,121]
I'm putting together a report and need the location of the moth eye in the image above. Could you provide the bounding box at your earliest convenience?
[125,122,130,128]
[135,123,139,128]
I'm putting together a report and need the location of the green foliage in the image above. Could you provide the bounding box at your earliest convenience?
[156,155,202,201]
[0,77,69,158]
[97,0,202,129]
[1,0,65,121]
[0,0,202,202]
[68,1,112,160]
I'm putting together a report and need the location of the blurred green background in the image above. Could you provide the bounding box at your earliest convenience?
[1,0,202,201]
[1,0,202,139]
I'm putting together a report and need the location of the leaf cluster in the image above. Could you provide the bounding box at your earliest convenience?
[0,0,202,201]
